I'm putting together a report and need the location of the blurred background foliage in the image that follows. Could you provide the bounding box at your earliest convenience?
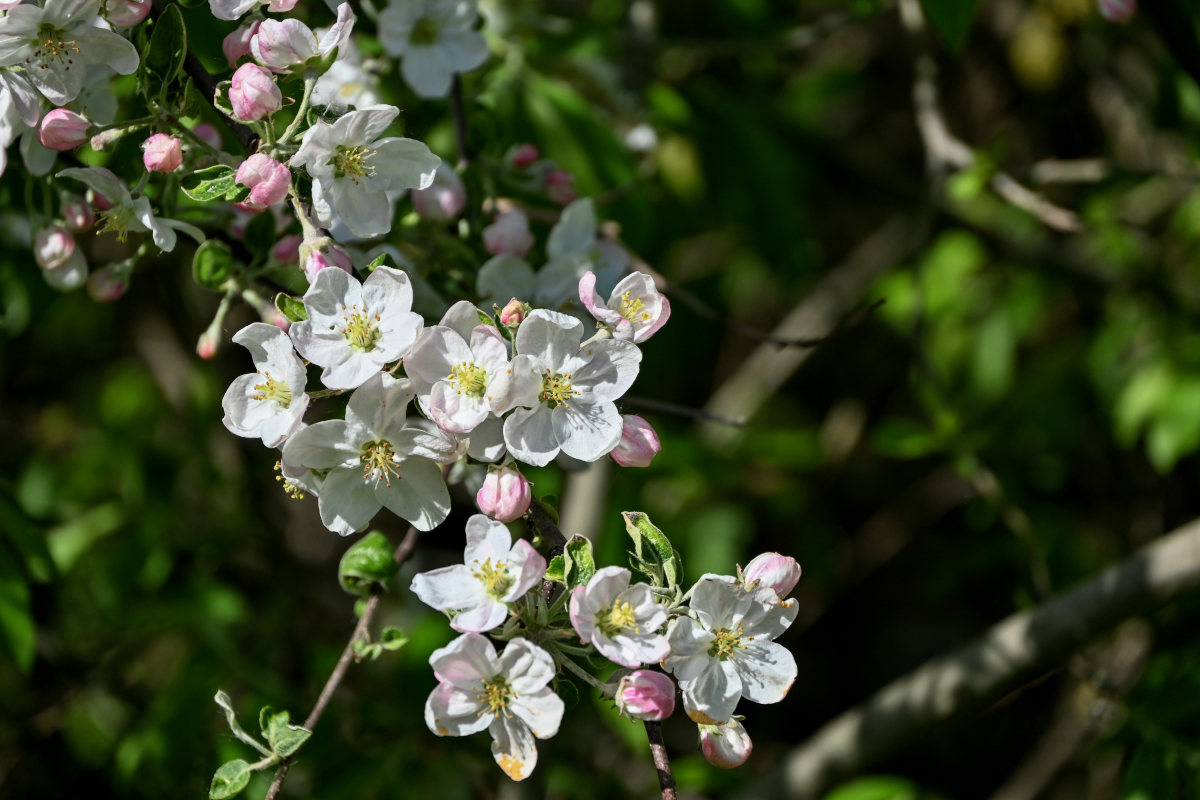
[8,0,1200,797]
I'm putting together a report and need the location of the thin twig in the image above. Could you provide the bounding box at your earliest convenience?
[525,498,568,603]
[644,721,678,800]
[451,75,471,165]
[263,526,419,800]
[622,395,746,427]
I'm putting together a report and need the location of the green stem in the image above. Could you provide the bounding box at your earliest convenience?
[277,73,318,148]
[550,646,613,697]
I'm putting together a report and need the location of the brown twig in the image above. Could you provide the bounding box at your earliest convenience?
[262,526,419,800]
[525,498,568,603]
[644,721,678,800]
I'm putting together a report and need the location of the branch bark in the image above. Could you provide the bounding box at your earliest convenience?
[736,516,1200,800]
[644,721,678,800]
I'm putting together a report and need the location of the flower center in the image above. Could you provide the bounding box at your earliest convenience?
[448,361,488,398]
[338,304,382,352]
[330,145,378,184]
[409,17,439,46]
[96,206,135,242]
[477,675,514,717]
[252,371,292,407]
[471,557,514,599]
[360,440,401,487]
[540,370,578,408]
[28,26,80,71]
[595,599,640,637]
[709,625,748,661]
[618,291,652,323]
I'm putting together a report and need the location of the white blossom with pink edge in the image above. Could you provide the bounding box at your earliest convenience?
[579,270,671,343]
[610,414,661,467]
[410,514,545,633]
[569,566,669,668]
[250,2,354,70]
[424,634,563,781]
[209,0,295,23]
[221,323,309,448]
[615,670,676,721]
[699,717,753,768]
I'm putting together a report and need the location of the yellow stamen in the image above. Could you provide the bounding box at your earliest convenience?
[595,599,640,637]
[540,370,578,408]
[471,557,514,599]
[360,440,401,487]
[338,303,381,352]
[618,291,651,323]
[448,361,488,398]
[329,145,378,185]
[251,370,292,407]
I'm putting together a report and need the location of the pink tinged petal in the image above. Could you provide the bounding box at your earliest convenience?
[464,514,514,564]
[449,599,510,633]
[616,671,676,721]
[734,640,796,706]
[488,714,538,781]
[374,456,450,531]
[502,539,547,601]
[681,659,742,726]
[410,564,486,611]
[568,586,591,640]
[503,405,560,467]
[315,1,355,58]
[425,682,491,737]
[641,293,671,342]
[514,309,583,366]
[700,718,752,768]
[578,270,606,318]
[510,687,564,740]
[611,414,661,468]
[430,632,502,689]
[280,419,357,469]
[742,552,802,599]
[498,638,557,693]
[317,466,381,535]
[431,381,489,433]
[552,400,623,462]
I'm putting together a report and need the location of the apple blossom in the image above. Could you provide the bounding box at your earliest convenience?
[222,20,260,68]
[229,63,282,122]
[579,270,671,343]
[410,514,545,632]
[378,0,489,99]
[610,414,661,468]
[209,0,294,23]
[741,553,801,600]
[509,143,539,169]
[476,465,531,523]
[236,154,290,207]
[142,133,182,173]
[39,108,90,150]
[250,3,354,70]
[411,164,467,221]
[103,0,150,27]
[699,718,752,769]
[221,323,310,448]
[424,634,564,781]
[288,264,423,390]
[536,198,629,310]
[280,373,452,533]
[615,670,676,721]
[312,56,382,113]
[664,575,798,725]
[569,566,670,668]
[58,167,204,252]
[483,210,535,258]
[34,225,75,270]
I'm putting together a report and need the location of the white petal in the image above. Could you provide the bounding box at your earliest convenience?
[681,659,742,725]
[498,638,556,693]
[552,401,622,462]
[572,340,641,403]
[281,419,357,469]
[373,137,441,191]
[449,599,510,633]
[402,45,453,98]
[477,254,536,305]
[317,466,380,535]
[434,29,488,72]
[510,687,564,740]
[464,514,513,565]
[430,631,501,688]
[488,714,538,781]
[374,456,450,531]
[425,681,491,737]
[734,640,796,705]
[503,405,559,467]
[514,309,582,367]
[345,372,413,441]
[411,564,487,611]
[547,198,596,259]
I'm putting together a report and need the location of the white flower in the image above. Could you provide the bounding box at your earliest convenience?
[0,0,139,105]
[569,566,669,668]
[579,270,670,343]
[502,309,641,467]
[425,633,564,781]
[56,167,204,252]
[289,265,423,390]
[664,575,798,725]
[378,0,488,99]
[279,373,451,534]
[406,300,539,434]
[221,323,309,448]
[250,2,354,70]
[535,198,628,310]
[209,0,296,23]
[410,514,545,632]
[312,56,381,113]
[291,104,440,238]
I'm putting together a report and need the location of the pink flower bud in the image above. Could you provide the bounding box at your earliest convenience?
[104,0,150,26]
[544,169,577,205]
[142,133,183,173]
[196,330,219,360]
[741,553,801,599]
[699,719,752,769]
[34,226,75,271]
[475,465,531,523]
[229,63,282,122]
[236,153,291,207]
[411,165,467,222]
[62,196,94,232]
[39,108,90,151]
[610,415,660,468]
[192,123,222,150]
[87,266,127,302]
[483,209,534,257]
[301,238,353,282]
[616,671,675,721]
[89,189,113,212]
[1099,0,1135,22]
[273,234,302,265]
[499,297,528,327]
[223,19,260,68]
[510,143,539,168]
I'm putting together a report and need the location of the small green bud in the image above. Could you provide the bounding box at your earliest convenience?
[338,531,397,596]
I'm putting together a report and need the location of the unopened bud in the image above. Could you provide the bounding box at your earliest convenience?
[483,209,534,257]
[616,671,675,721]
[61,196,94,232]
[610,415,660,468]
[104,0,150,26]
[499,297,529,327]
[741,553,801,599]
[411,164,467,222]
[196,329,219,360]
[88,128,126,152]
[699,718,752,769]
[301,237,353,282]
[236,153,291,207]
[192,123,223,150]
[39,108,90,151]
[475,465,531,523]
[87,266,128,302]
[223,19,260,68]
[229,63,282,122]
[34,226,75,271]
[544,168,577,205]
[273,233,302,265]
[142,133,183,173]
[509,143,539,168]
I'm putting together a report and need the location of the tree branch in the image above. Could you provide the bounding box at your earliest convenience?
[736,516,1200,800]
[644,720,678,800]
[263,525,419,800]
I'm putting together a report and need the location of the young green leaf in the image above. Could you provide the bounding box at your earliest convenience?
[564,535,595,588]
[338,531,398,596]
[192,240,236,290]
[275,294,308,323]
[182,165,239,203]
[209,760,252,800]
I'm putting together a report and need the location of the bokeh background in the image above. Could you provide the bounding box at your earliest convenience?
[6,0,1200,797]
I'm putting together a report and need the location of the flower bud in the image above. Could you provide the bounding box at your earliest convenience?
[301,237,353,282]
[87,266,127,302]
[741,553,801,599]
[229,63,282,122]
[236,153,291,207]
[475,465,531,523]
[499,297,529,327]
[142,133,183,173]
[483,209,534,257]
[616,671,675,721]
[88,128,126,152]
[509,143,539,168]
[34,226,75,271]
[39,108,90,151]
[610,415,661,468]
[273,233,302,265]
[196,329,219,360]
[699,719,752,769]
[62,196,94,233]
[544,168,577,205]
[411,164,467,222]
[223,19,260,68]
[104,0,150,26]
[192,123,223,150]
[1099,0,1135,23]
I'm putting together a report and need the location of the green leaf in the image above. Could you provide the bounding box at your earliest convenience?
[476,309,497,327]
[365,252,391,273]
[822,775,921,800]
[338,531,397,596]
[0,554,34,674]
[192,240,235,290]
[564,535,595,588]
[621,511,683,594]
[213,690,271,757]
[918,0,982,51]
[275,294,308,323]
[142,3,187,90]
[544,554,566,584]
[267,723,310,758]
[378,627,408,651]
[182,165,239,203]
[209,759,252,800]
